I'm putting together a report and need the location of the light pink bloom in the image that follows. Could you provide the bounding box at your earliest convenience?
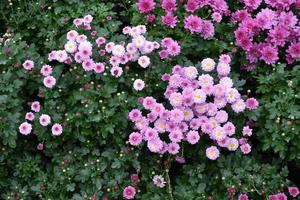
[206,146,220,160]
[168,142,180,154]
[129,132,143,146]
[133,79,145,91]
[22,60,34,70]
[51,123,63,136]
[31,101,41,112]
[289,187,299,197]
[40,65,53,76]
[19,122,32,135]
[43,76,56,88]
[25,112,35,121]
[240,143,251,154]
[186,130,200,144]
[39,114,51,126]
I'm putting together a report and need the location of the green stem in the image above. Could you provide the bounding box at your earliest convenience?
[166,156,174,200]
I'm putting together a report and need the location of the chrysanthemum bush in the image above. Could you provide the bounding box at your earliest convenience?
[0,0,300,199]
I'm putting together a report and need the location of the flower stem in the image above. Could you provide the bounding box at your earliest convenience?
[166,156,174,200]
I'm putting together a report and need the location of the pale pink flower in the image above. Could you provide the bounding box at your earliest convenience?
[39,114,51,126]
[19,122,32,135]
[31,101,41,112]
[51,123,63,136]
[43,76,56,89]
[133,79,145,91]
[22,60,34,70]
[40,65,53,76]
[25,112,35,121]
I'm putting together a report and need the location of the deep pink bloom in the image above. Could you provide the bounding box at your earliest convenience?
[261,46,278,64]
[161,12,177,28]
[123,186,136,199]
[288,187,299,197]
[184,15,203,33]
[245,98,259,110]
[146,14,156,22]
[162,0,177,12]
[287,43,300,59]
[238,194,249,200]
[137,0,156,13]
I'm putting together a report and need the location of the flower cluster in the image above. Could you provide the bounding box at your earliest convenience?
[137,0,230,39]
[22,15,180,92]
[128,55,258,160]
[159,37,181,59]
[19,101,63,137]
[232,1,300,67]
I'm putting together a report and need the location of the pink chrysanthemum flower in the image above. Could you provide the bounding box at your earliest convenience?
[232,99,246,113]
[162,0,177,12]
[169,130,183,143]
[51,123,63,136]
[123,186,136,200]
[110,66,123,77]
[40,65,53,76]
[144,128,159,141]
[184,15,203,33]
[168,142,180,154]
[288,187,300,197]
[129,132,143,146]
[55,50,68,63]
[201,58,216,72]
[186,130,200,144]
[223,122,236,136]
[22,60,34,70]
[147,138,163,153]
[276,193,287,200]
[143,96,156,110]
[128,109,142,122]
[170,108,184,123]
[287,43,300,59]
[211,126,227,141]
[242,126,253,137]
[31,101,41,112]
[19,122,32,135]
[133,79,145,91]
[240,143,251,154]
[83,14,93,23]
[227,138,239,151]
[245,97,259,110]
[161,12,177,28]
[193,89,207,104]
[138,56,150,68]
[217,62,231,76]
[137,0,156,13]
[206,146,220,160]
[238,193,249,200]
[25,112,35,121]
[39,114,51,126]
[93,62,105,73]
[66,30,78,41]
[212,12,222,22]
[43,76,56,89]
[261,46,279,64]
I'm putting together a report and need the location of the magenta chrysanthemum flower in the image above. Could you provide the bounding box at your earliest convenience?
[123,186,136,200]
[137,0,156,13]
[288,186,300,197]
[276,193,287,200]
[245,97,259,110]
[238,193,249,200]
[287,43,300,59]
[261,45,278,64]
[19,122,32,135]
[162,0,177,12]
[51,123,63,136]
[206,146,220,160]
[184,15,203,33]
